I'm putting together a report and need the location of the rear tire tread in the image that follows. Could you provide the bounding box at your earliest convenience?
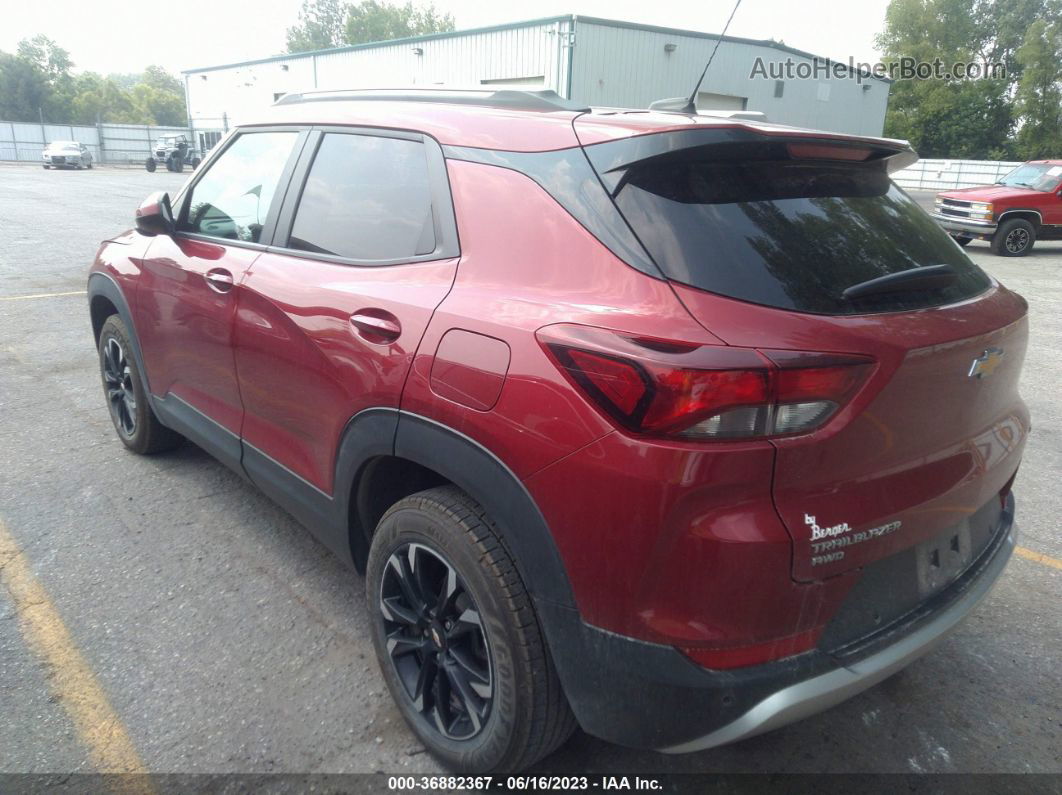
[377,485,576,772]
[991,218,1036,257]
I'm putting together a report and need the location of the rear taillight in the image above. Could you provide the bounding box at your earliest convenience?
[538,325,874,440]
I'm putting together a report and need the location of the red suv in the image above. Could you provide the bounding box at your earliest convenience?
[88,89,1027,773]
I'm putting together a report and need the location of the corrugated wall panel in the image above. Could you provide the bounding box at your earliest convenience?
[570,21,889,136]
[188,23,563,129]
[184,19,890,138]
[314,24,559,92]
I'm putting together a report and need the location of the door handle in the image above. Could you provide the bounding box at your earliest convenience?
[350,310,402,344]
[205,268,234,293]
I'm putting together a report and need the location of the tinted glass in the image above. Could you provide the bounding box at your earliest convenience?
[181,132,297,243]
[288,134,435,261]
[613,160,991,314]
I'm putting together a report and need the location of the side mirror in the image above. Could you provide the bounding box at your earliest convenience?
[135,191,174,237]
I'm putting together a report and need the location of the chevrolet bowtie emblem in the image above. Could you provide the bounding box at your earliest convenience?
[968,347,1004,378]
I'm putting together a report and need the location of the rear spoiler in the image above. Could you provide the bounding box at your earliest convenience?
[582,126,918,184]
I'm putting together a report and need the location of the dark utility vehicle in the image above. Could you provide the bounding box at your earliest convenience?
[145,134,201,172]
[89,88,1027,773]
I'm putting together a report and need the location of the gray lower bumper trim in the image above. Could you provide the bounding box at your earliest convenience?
[660,524,1016,754]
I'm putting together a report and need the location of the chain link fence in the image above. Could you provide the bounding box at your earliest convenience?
[0,118,229,166]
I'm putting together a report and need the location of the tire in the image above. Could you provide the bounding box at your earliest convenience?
[991,218,1036,257]
[366,486,576,773]
[97,315,182,455]
[951,235,972,247]
[146,159,156,172]
[43,164,50,169]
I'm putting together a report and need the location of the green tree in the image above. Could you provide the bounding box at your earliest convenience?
[13,35,75,121]
[285,0,454,52]
[877,0,1062,158]
[130,82,186,126]
[885,76,1014,158]
[1013,20,1062,158]
[974,0,1059,82]
[141,64,183,95]
[16,35,72,83]
[0,39,186,125]
[345,1,454,44]
[0,51,52,121]
[68,73,140,123]
[105,72,141,92]
[287,0,350,52]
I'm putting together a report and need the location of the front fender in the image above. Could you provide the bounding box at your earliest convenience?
[87,271,152,398]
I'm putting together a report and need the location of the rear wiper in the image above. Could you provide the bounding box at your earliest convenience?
[841,264,957,301]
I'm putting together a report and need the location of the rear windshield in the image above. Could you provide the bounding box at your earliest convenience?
[612,159,991,314]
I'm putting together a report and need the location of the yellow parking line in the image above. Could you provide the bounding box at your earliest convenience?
[0,517,152,783]
[1015,545,1062,571]
[0,290,87,301]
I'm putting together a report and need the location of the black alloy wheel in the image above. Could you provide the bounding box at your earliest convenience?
[366,486,576,773]
[1005,226,1030,253]
[102,336,137,438]
[97,315,182,454]
[992,218,1036,257]
[380,541,493,740]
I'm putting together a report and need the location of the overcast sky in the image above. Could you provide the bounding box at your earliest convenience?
[2,0,891,76]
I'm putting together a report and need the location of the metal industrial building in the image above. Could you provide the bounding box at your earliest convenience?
[183,15,890,151]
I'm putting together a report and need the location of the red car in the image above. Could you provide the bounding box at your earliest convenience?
[932,160,1062,255]
[87,89,1027,773]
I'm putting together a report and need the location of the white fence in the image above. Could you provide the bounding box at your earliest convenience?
[0,119,227,165]
[893,158,1022,191]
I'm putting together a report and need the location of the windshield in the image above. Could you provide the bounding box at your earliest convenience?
[612,159,991,315]
[998,163,1062,192]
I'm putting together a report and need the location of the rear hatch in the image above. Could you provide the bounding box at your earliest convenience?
[578,119,1029,581]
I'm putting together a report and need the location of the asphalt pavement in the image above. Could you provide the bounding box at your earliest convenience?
[0,164,1059,778]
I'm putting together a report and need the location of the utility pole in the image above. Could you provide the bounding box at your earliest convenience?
[96,112,105,165]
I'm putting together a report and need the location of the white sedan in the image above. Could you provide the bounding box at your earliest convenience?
[42,141,93,169]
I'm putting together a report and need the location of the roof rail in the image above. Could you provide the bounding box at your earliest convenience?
[274,87,591,113]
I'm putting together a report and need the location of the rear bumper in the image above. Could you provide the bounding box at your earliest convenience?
[931,212,998,237]
[541,494,1016,752]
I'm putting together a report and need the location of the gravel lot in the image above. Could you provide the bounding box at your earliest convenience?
[0,164,1059,777]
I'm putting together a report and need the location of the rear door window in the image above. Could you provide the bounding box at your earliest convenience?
[612,158,991,315]
[286,133,436,262]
